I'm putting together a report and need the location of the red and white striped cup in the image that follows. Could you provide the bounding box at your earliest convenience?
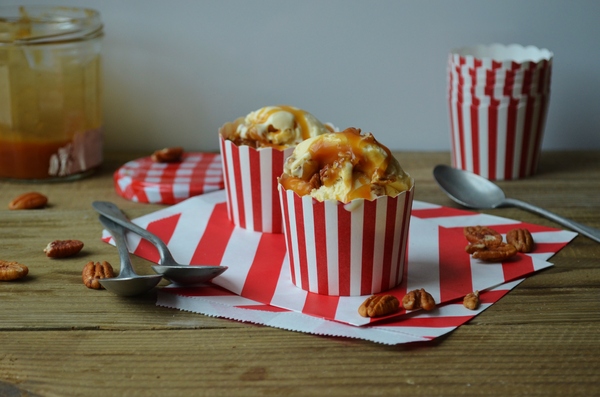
[219,133,293,234]
[278,183,414,296]
[447,44,553,180]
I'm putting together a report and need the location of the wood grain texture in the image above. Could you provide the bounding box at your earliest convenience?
[1,151,599,396]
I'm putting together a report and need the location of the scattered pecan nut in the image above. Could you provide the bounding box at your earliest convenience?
[506,228,534,253]
[463,226,502,247]
[151,147,184,163]
[463,290,480,310]
[8,192,48,210]
[471,242,518,262]
[358,294,400,318]
[44,240,84,258]
[0,260,29,281]
[465,241,486,254]
[401,288,436,311]
[82,261,115,289]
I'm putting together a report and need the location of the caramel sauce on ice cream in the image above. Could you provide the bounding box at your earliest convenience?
[220,105,332,150]
[279,128,413,203]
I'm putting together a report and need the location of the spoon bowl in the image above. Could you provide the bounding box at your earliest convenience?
[151,265,227,285]
[433,164,507,209]
[93,201,228,285]
[98,216,163,296]
[433,164,600,243]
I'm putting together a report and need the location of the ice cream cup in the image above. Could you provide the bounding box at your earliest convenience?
[278,183,415,296]
[219,122,294,233]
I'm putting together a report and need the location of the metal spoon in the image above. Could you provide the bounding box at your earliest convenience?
[92,201,228,285]
[98,216,163,296]
[433,164,600,243]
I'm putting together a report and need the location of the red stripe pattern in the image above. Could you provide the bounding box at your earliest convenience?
[113,153,224,204]
[102,191,576,329]
[279,185,415,296]
[447,50,552,181]
[219,136,294,233]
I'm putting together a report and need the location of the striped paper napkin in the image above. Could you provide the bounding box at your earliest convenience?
[102,190,576,344]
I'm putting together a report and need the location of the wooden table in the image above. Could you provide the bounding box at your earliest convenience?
[1,151,599,396]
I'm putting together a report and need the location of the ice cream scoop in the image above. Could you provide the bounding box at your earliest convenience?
[279,128,413,203]
[220,105,332,149]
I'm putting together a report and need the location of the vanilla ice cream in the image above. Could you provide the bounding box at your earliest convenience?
[279,128,413,203]
[220,105,332,149]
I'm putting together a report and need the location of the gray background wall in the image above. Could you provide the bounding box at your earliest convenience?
[6,0,600,153]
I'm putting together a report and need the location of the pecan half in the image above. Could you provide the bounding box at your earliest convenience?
[308,172,322,190]
[472,242,518,262]
[82,261,115,289]
[151,147,184,163]
[506,228,534,253]
[401,288,436,311]
[0,260,29,281]
[463,290,480,310]
[419,289,436,311]
[44,240,84,258]
[465,241,486,254]
[463,226,502,247]
[401,289,419,310]
[8,192,48,210]
[358,294,400,318]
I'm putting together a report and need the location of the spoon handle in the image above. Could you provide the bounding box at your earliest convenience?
[98,216,137,278]
[92,201,177,265]
[504,198,600,243]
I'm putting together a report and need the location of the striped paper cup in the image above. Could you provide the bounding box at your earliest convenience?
[448,64,552,96]
[448,93,550,181]
[449,43,553,71]
[278,183,415,296]
[219,131,293,233]
[447,44,552,180]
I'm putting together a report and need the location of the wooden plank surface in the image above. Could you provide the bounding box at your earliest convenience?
[1,151,599,396]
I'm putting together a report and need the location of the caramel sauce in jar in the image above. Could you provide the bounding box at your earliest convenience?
[0,6,103,181]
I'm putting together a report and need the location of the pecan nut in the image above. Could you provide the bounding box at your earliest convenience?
[463,290,480,310]
[463,226,502,247]
[358,294,400,318]
[506,228,534,253]
[401,288,436,311]
[44,240,84,258]
[82,261,115,289]
[151,147,184,163]
[471,242,518,261]
[0,260,29,281]
[465,241,486,254]
[8,192,48,210]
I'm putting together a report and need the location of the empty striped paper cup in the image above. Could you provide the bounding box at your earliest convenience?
[447,43,553,180]
[278,185,414,296]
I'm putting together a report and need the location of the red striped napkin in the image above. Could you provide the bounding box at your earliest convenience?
[102,190,576,343]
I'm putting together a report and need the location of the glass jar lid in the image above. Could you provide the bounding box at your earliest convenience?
[0,5,103,45]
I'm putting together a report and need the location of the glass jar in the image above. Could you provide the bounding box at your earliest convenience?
[0,5,103,181]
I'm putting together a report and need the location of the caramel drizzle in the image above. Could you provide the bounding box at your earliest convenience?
[254,105,312,140]
[281,128,395,201]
